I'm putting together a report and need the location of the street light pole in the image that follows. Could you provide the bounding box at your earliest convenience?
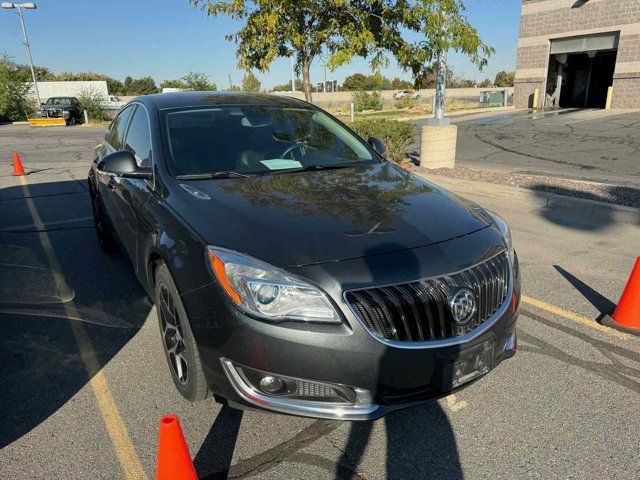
[434,46,447,121]
[2,2,41,105]
[17,4,41,105]
[428,15,449,126]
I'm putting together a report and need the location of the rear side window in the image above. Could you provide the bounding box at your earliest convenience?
[106,105,134,150]
[123,106,152,167]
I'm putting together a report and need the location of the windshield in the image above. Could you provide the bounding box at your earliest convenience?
[161,106,377,176]
[46,98,73,106]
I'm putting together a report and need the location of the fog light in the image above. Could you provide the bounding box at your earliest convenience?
[259,375,285,394]
[231,361,357,404]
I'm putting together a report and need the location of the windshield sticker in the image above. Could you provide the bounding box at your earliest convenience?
[260,159,303,170]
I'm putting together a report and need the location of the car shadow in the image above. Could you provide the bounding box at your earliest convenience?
[530,183,640,231]
[0,179,151,448]
[337,243,462,479]
[336,402,462,479]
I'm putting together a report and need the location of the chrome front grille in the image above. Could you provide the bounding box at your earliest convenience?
[345,251,511,343]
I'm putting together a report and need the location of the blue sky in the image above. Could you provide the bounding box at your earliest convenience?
[0,0,521,89]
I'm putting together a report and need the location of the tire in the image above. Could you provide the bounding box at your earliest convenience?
[90,188,118,253]
[155,263,210,402]
[68,116,76,126]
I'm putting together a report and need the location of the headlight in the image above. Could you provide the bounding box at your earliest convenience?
[482,209,514,258]
[207,246,340,323]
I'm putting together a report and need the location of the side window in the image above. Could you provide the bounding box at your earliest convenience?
[123,106,152,168]
[106,105,134,151]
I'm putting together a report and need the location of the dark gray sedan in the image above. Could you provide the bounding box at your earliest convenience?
[88,92,520,420]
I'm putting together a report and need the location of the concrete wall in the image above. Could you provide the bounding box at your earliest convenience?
[28,81,109,102]
[273,87,514,110]
[514,0,640,109]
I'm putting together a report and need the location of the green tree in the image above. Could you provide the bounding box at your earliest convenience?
[107,78,125,95]
[242,70,261,92]
[478,78,492,88]
[160,79,187,90]
[390,1,493,87]
[342,73,369,91]
[494,70,514,87]
[181,71,216,91]
[0,54,36,122]
[190,0,393,102]
[14,64,54,82]
[271,78,303,92]
[123,76,159,95]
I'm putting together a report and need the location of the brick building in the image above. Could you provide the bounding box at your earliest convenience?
[514,0,640,109]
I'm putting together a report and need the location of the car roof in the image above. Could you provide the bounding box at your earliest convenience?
[138,91,313,110]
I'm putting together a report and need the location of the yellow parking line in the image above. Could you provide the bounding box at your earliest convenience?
[521,294,630,340]
[18,175,147,479]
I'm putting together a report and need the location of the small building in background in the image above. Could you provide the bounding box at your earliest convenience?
[514,0,640,109]
[27,81,109,102]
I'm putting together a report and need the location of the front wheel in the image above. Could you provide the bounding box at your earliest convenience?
[155,263,210,402]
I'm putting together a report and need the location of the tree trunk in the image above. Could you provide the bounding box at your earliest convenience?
[302,58,313,103]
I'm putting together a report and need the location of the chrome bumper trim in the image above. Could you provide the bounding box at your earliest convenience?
[220,358,380,420]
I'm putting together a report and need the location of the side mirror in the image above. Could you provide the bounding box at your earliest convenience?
[97,150,152,179]
[368,136,388,157]
[40,102,45,106]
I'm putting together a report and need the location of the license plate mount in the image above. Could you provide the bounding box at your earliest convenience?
[441,338,495,390]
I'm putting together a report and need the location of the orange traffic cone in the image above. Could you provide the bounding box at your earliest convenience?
[602,257,640,336]
[12,151,25,176]
[156,414,197,480]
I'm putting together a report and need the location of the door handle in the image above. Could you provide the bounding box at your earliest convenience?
[107,177,118,190]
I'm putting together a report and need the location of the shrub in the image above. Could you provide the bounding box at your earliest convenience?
[394,97,420,110]
[77,87,109,122]
[352,90,383,112]
[0,54,37,122]
[351,119,414,164]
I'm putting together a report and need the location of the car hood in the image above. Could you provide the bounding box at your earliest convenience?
[167,163,491,268]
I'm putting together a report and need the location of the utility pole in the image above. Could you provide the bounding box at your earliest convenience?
[428,16,449,126]
[2,2,41,105]
[228,73,232,89]
[290,56,295,92]
[322,61,327,93]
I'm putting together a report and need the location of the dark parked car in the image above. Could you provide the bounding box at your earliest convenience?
[40,96,83,125]
[88,92,520,420]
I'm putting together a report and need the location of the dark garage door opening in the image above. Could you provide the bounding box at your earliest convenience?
[545,32,619,109]
[549,51,617,108]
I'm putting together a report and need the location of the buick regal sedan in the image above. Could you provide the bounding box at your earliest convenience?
[88,92,520,420]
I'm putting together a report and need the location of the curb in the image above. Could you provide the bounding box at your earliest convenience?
[397,106,519,123]
[542,190,639,226]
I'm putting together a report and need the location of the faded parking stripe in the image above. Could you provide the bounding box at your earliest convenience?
[522,295,631,340]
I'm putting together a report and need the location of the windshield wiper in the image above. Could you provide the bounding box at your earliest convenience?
[272,164,356,175]
[176,171,251,180]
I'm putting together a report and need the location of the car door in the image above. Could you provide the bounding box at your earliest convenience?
[96,104,135,244]
[107,104,154,266]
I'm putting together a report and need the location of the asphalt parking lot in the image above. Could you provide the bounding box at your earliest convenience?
[412,109,640,187]
[1,123,640,479]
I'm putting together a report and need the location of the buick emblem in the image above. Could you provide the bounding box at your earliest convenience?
[449,289,477,325]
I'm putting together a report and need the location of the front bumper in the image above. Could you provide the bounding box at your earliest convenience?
[39,109,70,119]
[181,243,521,420]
